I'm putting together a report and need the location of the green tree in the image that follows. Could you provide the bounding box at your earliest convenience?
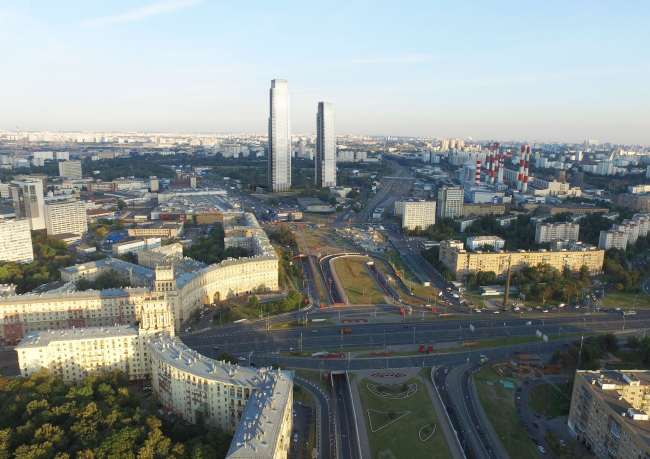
[248,295,259,310]
[117,200,127,210]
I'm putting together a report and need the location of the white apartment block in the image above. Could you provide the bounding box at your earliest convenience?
[535,222,579,243]
[437,186,464,219]
[402,201,436,230]
[466,236,505,251]
[598,230,628,250]
[0,219,34,263]
[44,199,88,236]
[58,160,83,179]
[614,222,640,245]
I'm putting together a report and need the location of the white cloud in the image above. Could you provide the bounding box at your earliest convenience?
[346,54,440,64]
[81,0,201,27]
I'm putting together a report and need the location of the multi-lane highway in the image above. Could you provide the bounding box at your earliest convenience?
[182,308,649,370]
[332,373,359,459]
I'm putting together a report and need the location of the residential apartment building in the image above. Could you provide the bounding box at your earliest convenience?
[568,370,650,459]
[268,79,291,192]
[535,222,580,243]
[3,213,278,341]
[58,160,83,179]
[0,219,34,263]
[112,237,161,256]
[150,336,293,438]
[137,243,184,269]
[598,230,629,250]
[461,203,506,217]
[128,221,184,238]
[466,236,505,251]
[402,201,436,230]
[316,101,336,188]
[11,178,46,231]
[437,186,463,219]
[615,194,650,212]
[439,240,604,281]
[44,199,88,236]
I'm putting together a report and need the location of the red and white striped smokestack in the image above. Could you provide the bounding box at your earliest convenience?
[498,143,504,184]
[516,145,525,191]
[475,160,481,185]
[522,146,531,193]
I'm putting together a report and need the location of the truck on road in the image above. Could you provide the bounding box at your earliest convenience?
[478,356,489,365]
[340,328,352,334]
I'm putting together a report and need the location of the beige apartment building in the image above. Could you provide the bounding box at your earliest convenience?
[461,203,506,216]
[569,370,650,459]
[128,221,184,238]
[439,240,604,281]
[150,336,293,437]
[3,213,278,341]
[15,293,172,382]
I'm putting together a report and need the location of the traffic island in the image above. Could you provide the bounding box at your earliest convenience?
[358,376,453,459]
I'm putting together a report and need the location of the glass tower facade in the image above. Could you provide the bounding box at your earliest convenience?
[316,101,336,188]
[268,79,291,192]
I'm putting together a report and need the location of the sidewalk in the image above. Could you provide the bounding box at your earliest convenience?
[415,373,466,459]
[349,378,373,459]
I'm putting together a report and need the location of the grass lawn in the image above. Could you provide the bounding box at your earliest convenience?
[333,256,383,304]
[227,304,287,322]
[270,318,333,329]
[473,362,539,458]
[293,368,332,394]
[527,383,571,419]
[358,377,452,459]
[603,290,650,309]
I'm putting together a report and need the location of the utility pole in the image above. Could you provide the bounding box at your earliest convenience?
[503,255,512,308]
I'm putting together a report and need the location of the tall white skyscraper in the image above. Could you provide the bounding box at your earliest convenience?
[268,79,291,192]
[0,219,34,263]
[11,178,46,231]
[316,102,336,188]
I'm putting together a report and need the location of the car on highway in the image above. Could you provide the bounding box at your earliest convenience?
[525,321,532,325]
[237,356,246,362]
[538,445,545,453]
[443,368,448,374]
[514,350,521,354]
[214,346,219,350]
[493,311,499,314]
[559,440,566,447]
[476,426,484,434]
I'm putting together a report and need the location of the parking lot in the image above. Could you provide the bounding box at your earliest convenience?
[290,401,313,459]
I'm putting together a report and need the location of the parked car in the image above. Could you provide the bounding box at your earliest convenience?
[538,445,545,453]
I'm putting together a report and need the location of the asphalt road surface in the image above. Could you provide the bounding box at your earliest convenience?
[356,160,413,222]
[332,373,359,459]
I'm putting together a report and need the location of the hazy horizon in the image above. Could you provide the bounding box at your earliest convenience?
[2,1,649,144]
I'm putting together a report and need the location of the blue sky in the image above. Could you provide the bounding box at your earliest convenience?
[1,0,649,144]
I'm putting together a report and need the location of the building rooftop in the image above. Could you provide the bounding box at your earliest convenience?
[61,258,156,280]
[578,370,650,447]
[148,336,294,458]
[0,286,151,304]
[16,324,139,348]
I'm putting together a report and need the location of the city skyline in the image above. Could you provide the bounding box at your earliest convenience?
[1,1,649,144]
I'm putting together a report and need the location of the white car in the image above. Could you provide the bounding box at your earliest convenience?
[538,445,545,453]
[559,440,565,447]
[526,321,532,325]
[237,356,246,361]
[493,311,500,314]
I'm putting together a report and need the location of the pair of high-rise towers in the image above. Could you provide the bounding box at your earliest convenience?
[268,79,336,192]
